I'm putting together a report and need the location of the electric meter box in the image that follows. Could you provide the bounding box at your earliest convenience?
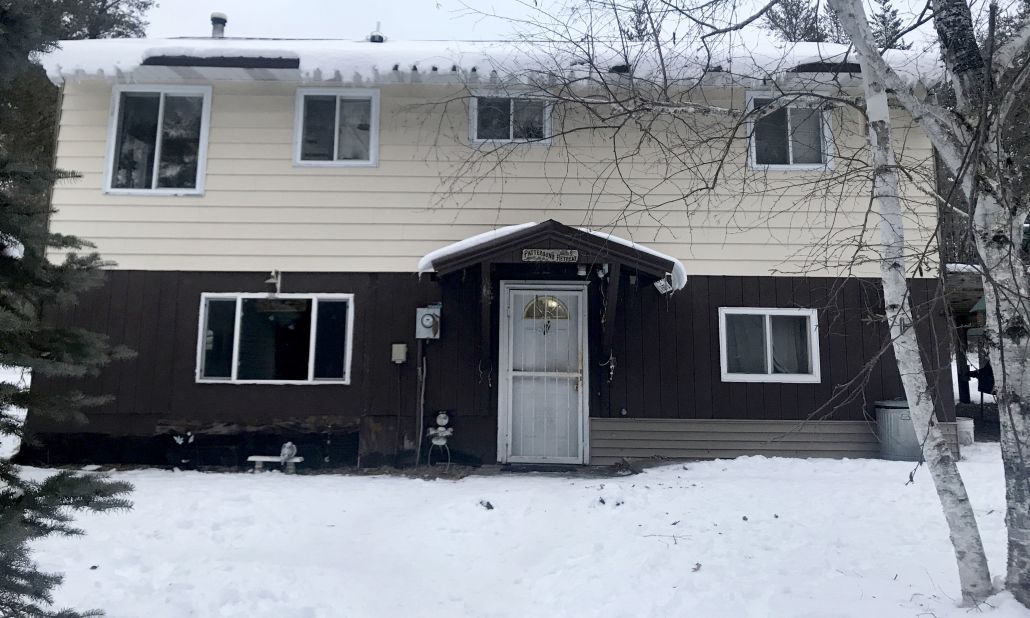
[416,304,442,339]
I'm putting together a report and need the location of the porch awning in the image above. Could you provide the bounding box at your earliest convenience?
[417,220,687,291]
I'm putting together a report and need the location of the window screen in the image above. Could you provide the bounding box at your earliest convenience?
[337,99,372,161]
[513,99,545,139]
[157,95,204,188]
[771,315,811,374]
[789,107,824,164]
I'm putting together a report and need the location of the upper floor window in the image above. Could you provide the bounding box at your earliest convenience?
[471,96,550,143]
[749,95,828,168]
[295,89,379,166]
[719,307,821,383]
[197,293,355,385]
[106,85,212,195]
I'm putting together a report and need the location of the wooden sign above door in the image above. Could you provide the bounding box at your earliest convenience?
[521,248,579,263]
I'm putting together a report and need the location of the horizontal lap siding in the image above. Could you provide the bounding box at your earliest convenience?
[49,81,937,277]
[590,418,880,464]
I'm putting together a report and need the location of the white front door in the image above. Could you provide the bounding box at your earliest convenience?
[498,282,588,464]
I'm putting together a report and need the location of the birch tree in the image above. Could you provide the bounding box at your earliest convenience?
[821,0,1030,604]
[823,0,992,602]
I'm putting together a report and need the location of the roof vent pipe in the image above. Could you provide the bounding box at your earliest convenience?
[211,12,227,38]
[369,21,385,43]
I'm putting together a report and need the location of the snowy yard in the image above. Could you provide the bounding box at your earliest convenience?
[21,444,1030,618]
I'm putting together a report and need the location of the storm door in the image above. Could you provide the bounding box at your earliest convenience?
[498,282,588,464]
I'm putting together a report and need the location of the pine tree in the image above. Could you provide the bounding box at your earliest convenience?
[56,0,155,39]
[990,0,1030,45]
[0,1,150,615]
[763,0,826,42]
[821,4,850,44]
[620,1,659,42]
[870,0,913,50]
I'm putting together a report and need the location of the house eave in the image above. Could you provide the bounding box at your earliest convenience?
[430,220,677,283]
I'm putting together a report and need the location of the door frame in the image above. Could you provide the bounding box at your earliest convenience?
[497,280,590,465]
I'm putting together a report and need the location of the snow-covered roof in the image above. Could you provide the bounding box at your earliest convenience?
[417,222,688,291]
[41,38,527,85]
[40,37,943,88]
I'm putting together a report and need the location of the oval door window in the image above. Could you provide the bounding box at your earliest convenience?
[523,295,570,320]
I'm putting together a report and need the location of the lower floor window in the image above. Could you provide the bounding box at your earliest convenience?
[718,307,820,383]
[198,293,354,384]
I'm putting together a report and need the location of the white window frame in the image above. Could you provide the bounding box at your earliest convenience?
[718,307,821,384]
[195,292,355,385]
[293,88,380,167]
[104,84,213,196]
[746,92,832,171]
[469,93,552,145]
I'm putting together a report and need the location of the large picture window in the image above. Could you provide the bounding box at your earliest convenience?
[471,96,550,143]
[294,89,379,166]
[197,293,354,384]
[749,95,828,168]
[106,85,211,194]
[719,307,820,383]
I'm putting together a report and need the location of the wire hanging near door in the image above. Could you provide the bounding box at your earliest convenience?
[600,350,617,382]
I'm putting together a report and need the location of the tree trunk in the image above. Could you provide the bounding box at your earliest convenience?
[973,190,1030,606]
[827,0,995,601]
[931,0,986,109]
[866,90,993,606]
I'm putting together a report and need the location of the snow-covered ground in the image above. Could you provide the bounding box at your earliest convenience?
[22,444,1029,618]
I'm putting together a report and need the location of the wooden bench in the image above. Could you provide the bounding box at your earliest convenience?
[247,455,303,474]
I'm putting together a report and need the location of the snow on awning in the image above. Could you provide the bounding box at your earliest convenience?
[417,222,538,274]
[579,228,688,291]
[417,221,688,292]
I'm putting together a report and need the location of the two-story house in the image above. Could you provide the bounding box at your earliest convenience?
[21,17,956,467]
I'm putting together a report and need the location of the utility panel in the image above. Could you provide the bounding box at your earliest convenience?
[416,304,442,339]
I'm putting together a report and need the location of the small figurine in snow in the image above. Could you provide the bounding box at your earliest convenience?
[279,441,298,467]
[426,412,453,446]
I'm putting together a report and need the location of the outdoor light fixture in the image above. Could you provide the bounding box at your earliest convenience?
[264,269,282,294]
[577,264,588,277]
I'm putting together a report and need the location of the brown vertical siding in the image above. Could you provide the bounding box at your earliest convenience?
[26,270,954,465]
[594,274,954,423]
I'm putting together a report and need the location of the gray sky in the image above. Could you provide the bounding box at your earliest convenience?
[142,0,953,48]
[144,0,530,39]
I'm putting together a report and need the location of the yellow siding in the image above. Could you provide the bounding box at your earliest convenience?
[49,80,939,276]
